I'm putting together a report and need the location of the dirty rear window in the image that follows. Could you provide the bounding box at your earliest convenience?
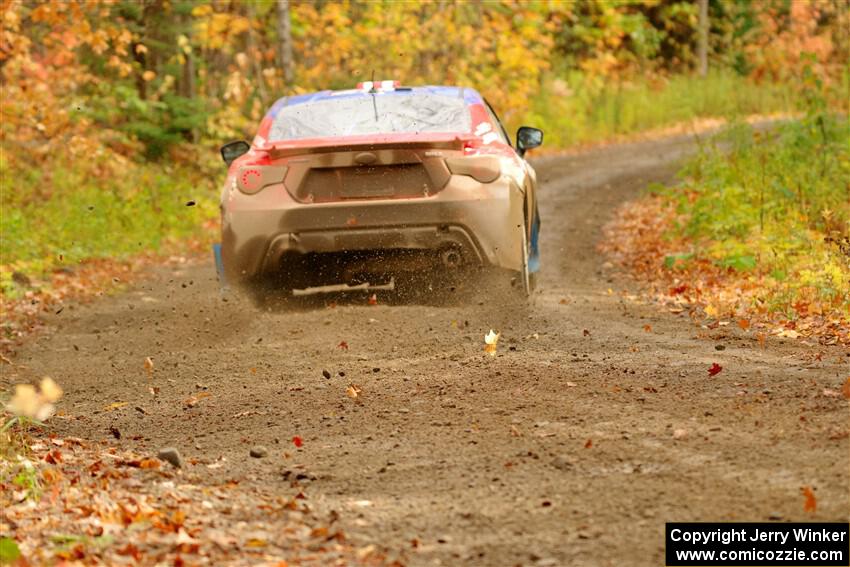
[268,92,471,141]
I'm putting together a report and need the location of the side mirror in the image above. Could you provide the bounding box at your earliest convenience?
[516,126,543,157]
[220,140,250,166]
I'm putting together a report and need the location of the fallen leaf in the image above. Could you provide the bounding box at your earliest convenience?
[582,329,591,337]
[104,402,128,411]
[708,363,723,377]
[143,357,154,375]
[737,319,750,330]
[801,486,816,513]
[484,329,500,355]
[338,341,349,350]
[292,436,303,448]
[704,304,718,318]
[584,439,592,449]
[368,293,377,306]
[510,425,522,437]
[346,384,362,400]
[842,377,850,400]
[139,458,160,469]
[757,333,766,348]
[643,324,652,332]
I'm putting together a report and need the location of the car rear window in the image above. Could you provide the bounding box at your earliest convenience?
[268,92,471,141]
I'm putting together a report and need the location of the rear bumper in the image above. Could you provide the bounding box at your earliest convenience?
[220,175,526,283]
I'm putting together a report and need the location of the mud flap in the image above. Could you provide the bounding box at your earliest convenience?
[529,208,541,274]
[213,243,230,294]
[503,183,528,273]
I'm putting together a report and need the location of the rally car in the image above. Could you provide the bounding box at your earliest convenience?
[218,81,542,298]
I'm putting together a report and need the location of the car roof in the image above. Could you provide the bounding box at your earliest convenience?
[266,86,485,119]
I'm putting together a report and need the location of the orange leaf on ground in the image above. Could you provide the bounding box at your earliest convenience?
[292,436,303,448]
[338,341,349,350]
[737,319,750,330]
[801,486,816,513]
[708,363,723,377]
[584,439,593,449]
[842,377,850,400]
[139,458,160,469]
[643,324,652,332]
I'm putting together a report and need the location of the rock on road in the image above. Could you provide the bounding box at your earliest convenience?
[10,134,849,566]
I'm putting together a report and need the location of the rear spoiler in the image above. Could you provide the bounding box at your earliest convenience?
[263,133,475,159]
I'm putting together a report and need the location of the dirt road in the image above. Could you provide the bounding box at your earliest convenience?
[9,135,849,566]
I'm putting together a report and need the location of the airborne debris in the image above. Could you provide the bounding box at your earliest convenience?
[484,330,500,355]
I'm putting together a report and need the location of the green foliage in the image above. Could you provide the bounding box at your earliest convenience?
[668,112,850,310]
[0,151,219,286]
[0,537,21,564]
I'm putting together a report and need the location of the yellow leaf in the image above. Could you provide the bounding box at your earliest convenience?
[40,377,63,402]
[104,402,128,411]
[484,329,500,355]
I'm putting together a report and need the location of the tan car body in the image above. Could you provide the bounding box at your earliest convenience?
[219,92,540,292]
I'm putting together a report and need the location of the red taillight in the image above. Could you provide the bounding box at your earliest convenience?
[462,139,483,154]
[234,152,287,195]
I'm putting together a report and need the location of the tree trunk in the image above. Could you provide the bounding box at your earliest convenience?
[246,1,268,106]
[697,0,709,77]
[276,0,294,85]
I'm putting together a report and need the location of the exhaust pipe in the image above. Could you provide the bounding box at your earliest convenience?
[440,248,462,269]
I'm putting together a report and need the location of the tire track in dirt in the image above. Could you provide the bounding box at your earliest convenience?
[7,134,848,566]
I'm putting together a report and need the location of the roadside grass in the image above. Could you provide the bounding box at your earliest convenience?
[0,151,220,297]
[523,71,798,147]
[603,112,850,345]
[672,116,849,314]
